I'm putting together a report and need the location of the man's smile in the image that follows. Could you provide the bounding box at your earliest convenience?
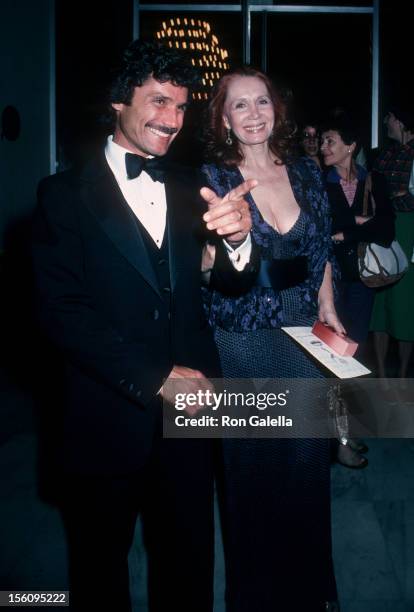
[146,123,178,137]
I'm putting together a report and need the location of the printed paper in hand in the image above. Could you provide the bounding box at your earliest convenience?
[282,327,371,379]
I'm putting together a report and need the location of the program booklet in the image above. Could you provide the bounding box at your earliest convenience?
[282,326,371,379]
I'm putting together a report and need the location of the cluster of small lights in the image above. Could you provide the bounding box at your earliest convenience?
[156,17,230,100]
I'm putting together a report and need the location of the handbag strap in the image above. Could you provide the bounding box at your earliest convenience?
[362,172,376,216]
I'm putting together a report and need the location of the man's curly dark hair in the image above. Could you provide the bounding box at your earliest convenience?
[109,39,200,107]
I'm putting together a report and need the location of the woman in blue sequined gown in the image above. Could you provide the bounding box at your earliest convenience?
[202,67,344,612]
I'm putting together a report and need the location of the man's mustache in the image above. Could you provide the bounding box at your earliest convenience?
[146,123,178,136]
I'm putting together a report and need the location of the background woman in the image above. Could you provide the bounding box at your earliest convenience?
[202,66,343,612]
[321,115,394,344]
[320,115,395,466]
[300,121,322,168]
[370,105,414,382]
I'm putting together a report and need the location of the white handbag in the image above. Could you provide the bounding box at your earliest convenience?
[358,174,409,288]
[358,240,409,287]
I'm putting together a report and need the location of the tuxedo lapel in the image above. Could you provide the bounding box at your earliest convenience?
[165,169,202,292]
[80,155,162,299]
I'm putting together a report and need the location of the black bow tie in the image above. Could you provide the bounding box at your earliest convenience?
[125,153,165,183]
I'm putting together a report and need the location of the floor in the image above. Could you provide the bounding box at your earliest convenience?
[1,367,413,611]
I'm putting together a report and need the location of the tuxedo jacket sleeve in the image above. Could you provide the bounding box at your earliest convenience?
[32,172,171,407]
[31,157,261,472]
[31,159,256,406]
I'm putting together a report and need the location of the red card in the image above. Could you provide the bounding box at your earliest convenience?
[312,321,358,357]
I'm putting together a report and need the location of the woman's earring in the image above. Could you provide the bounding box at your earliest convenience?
[225,128,233,146]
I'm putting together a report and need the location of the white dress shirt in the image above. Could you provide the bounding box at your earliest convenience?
[105,136,167,247]
[104,136,251,268]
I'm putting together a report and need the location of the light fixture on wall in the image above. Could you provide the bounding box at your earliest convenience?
[156,18,230,100]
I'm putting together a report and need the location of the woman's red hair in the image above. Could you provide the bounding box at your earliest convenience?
[204,66,296,166]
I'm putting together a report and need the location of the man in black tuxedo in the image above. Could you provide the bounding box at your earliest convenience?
[31,40,257,611]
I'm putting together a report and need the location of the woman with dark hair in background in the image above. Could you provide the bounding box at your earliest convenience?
[320,115,395,466]
[202,66,343,611]
[370,105,414,384]
[300,122,322,168]
[320,116,395,351]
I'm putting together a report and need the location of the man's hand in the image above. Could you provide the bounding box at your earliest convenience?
[200,179,258,244]
[160,365,214,416]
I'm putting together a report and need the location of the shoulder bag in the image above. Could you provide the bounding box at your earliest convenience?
[358,174,408,288]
